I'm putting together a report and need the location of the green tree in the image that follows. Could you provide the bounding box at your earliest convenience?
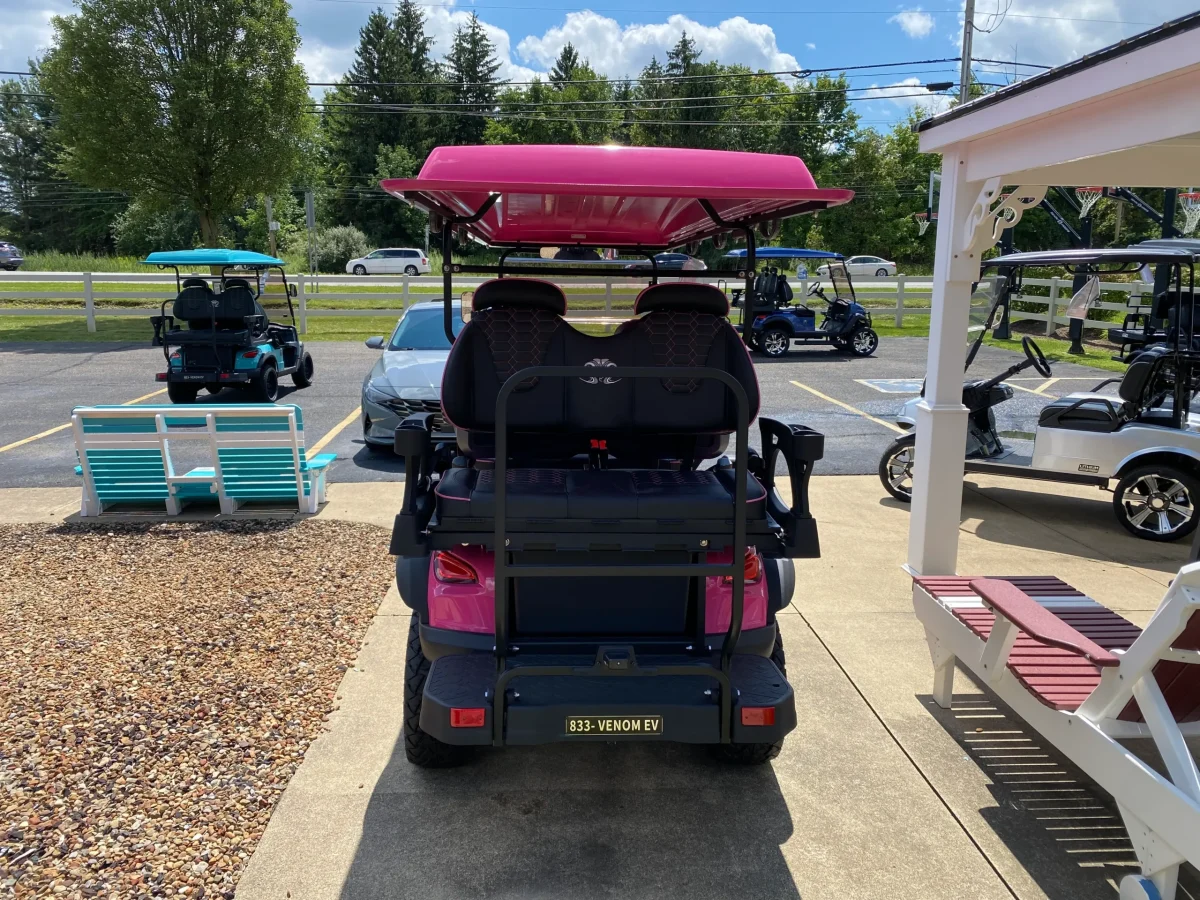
[40,0,311,246]
[445,13,502,145]
[550,44,581,86]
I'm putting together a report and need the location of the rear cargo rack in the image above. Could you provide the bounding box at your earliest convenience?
[492,365,750,744]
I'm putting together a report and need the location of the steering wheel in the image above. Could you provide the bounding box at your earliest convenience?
[806,281,824,298]
[1022,336,1052,377]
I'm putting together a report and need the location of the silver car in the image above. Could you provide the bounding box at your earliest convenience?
[361,301,463,453]
[0,241,24,271]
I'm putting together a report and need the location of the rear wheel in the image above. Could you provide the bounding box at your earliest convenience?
[404,265,419,276]
[404,614,471,768]
[167,382,199,404]
[249,363,279,403]
[761,327,791,358]
[746,332,762,351]
[1113,463,1200,542]
[849,327,879,357]
[875,267,889,277]
[879,433,916,502]
[711,630,787,765]
[292,351,314,388]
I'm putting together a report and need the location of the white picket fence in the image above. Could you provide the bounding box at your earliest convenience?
[0,270,1153,335]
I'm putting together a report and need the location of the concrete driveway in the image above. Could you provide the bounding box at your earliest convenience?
[236,476,1199,900]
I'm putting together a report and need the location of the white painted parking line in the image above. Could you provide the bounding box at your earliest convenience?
[790,381,905,434]
[309,406,362,456]
[0,387,168,455]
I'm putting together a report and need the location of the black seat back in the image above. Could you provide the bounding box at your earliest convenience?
[214,285,266,330]
[440,279,759,460]
[172,284,218,326]
[1119,345,1167,406]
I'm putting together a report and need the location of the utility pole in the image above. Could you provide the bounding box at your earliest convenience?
[959,0,976,104]
[265,196,277,258]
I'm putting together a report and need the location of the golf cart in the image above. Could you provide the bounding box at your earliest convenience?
[879,247,1200,542]
[147,249,313,403]
[727,250,877,357]
[1106,240,1200,361]
[378,144,853,766]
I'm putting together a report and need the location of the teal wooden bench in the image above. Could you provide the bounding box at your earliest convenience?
[71,405,335,516]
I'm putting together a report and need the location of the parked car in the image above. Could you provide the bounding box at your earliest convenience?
[0,241,24,271]
[346,248,430,276]
[361,300,463,452]
[818,255,896,277]
[623,252,707,272]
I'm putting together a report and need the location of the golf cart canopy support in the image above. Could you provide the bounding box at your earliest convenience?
[724,248,844,261]
[909,10,1200,578]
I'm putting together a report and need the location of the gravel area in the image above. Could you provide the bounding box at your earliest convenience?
[0,520,392,898]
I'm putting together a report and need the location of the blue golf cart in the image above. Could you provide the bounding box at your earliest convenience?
[146,249,313,403]
[726,249,879,358]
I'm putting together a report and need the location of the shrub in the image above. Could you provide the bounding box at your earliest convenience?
[315,225,370,272]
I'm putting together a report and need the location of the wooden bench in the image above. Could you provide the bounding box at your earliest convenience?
[912,568,1200,900]
[72,405,335,516]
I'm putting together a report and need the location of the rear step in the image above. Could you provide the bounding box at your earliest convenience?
[421,650,795,747]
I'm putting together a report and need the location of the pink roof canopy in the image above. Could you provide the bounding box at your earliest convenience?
[380,145,853,250]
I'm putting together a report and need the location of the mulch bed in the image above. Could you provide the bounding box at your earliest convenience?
[0,519,392,898]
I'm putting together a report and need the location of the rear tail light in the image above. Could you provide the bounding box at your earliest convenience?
[450,708,486,728]
[421,257,428,265]
[155,373,168,381]
[241,349,259,358]
[741,707,776,726]
[722,547,762,585]
[754,315,767,323]
[169,350,181,360]
[434,550,478,584]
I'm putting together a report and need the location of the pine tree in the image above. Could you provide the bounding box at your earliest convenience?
[550,44,580,86]
[445,14,502,145]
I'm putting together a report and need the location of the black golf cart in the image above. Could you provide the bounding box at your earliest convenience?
[146,249,313,403]
[377,143,854,766]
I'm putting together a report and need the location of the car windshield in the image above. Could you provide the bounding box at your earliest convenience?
[826,262,855,301]
[388,307,463,350]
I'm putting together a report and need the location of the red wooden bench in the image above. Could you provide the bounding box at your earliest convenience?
[911,566,1200,900]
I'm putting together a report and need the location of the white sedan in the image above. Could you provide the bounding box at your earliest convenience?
[818,255,897,278]
[346,248,431,276]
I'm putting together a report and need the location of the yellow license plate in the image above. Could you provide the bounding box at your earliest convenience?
[565,715,663,736]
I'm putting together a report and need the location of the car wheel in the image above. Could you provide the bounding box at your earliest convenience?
[403,614,471,768]
[831,336,850,352]
[249,363,279,403]
[761,328,791,358]
[292,351,314,388]
[879,433,916,502]
[849,327,879,357]
[746,332,762,351]
[1113,463,1200,542]
[875,268,889,277]
[167,383,199,404]
[404,265,419,276]
[353,264,367,276]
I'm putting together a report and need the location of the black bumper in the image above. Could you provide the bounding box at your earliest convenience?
[157,371,251,384]
[419,647,795,747]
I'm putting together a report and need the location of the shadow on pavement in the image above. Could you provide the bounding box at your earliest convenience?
[919,686,1200,900]
[338,741,800,900]
[347,442,406,474]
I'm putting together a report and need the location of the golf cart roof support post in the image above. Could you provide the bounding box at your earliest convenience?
[274,265,296,323]
[698,198,757,318]
[649,252,658,285]
[490,365,750,745]
[441,193,500,343]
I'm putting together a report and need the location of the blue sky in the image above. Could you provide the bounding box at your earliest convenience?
[1,0,1190,130]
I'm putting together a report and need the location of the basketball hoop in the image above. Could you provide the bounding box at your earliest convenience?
[1075,186,1104,219]
[1180,191,1200,235]
[914,211,935,236]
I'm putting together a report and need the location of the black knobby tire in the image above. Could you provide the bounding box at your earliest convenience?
[1112,463,1200,542]
[167,382,199,404]
[761,327,791,358]
[879,433,917,502]
[403,614,471,768]
[249,363,279,403]
[711,629,787,765]
[404,265,419,276]
[746,332,762,352]
[292,351,314,388]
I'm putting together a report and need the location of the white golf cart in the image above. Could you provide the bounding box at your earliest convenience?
[879,245,1200,542]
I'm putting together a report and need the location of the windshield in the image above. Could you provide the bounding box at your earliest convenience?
[388,307,464,350]
[827,262,854,301]
[964,276,1008,371]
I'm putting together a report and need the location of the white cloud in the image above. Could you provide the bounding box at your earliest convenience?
[516,12,799,80]
[298,41,354,87]
[967,0,1194,70]
[862,77,954,115]
[806,42,817,50]
[889,9,935,39]
[0,2,64,73]
[421,6,543,82]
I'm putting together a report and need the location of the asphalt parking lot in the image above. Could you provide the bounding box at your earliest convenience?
[0,336,1115,488]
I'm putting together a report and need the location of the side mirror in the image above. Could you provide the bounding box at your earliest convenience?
[287,283,297,298]
[460,290,474,323]
[364,336,385,350]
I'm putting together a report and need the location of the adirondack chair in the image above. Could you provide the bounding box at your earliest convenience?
[72,405,335,516]
[912,566,1200,900]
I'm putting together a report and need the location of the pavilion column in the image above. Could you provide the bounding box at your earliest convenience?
[907,149,986,576]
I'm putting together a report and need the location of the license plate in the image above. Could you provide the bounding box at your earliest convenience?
[565,715,663,736]
[180,374,205,381]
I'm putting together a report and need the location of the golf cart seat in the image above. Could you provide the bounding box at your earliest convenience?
[1038,345,1169,432]
[434,279,768,529]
